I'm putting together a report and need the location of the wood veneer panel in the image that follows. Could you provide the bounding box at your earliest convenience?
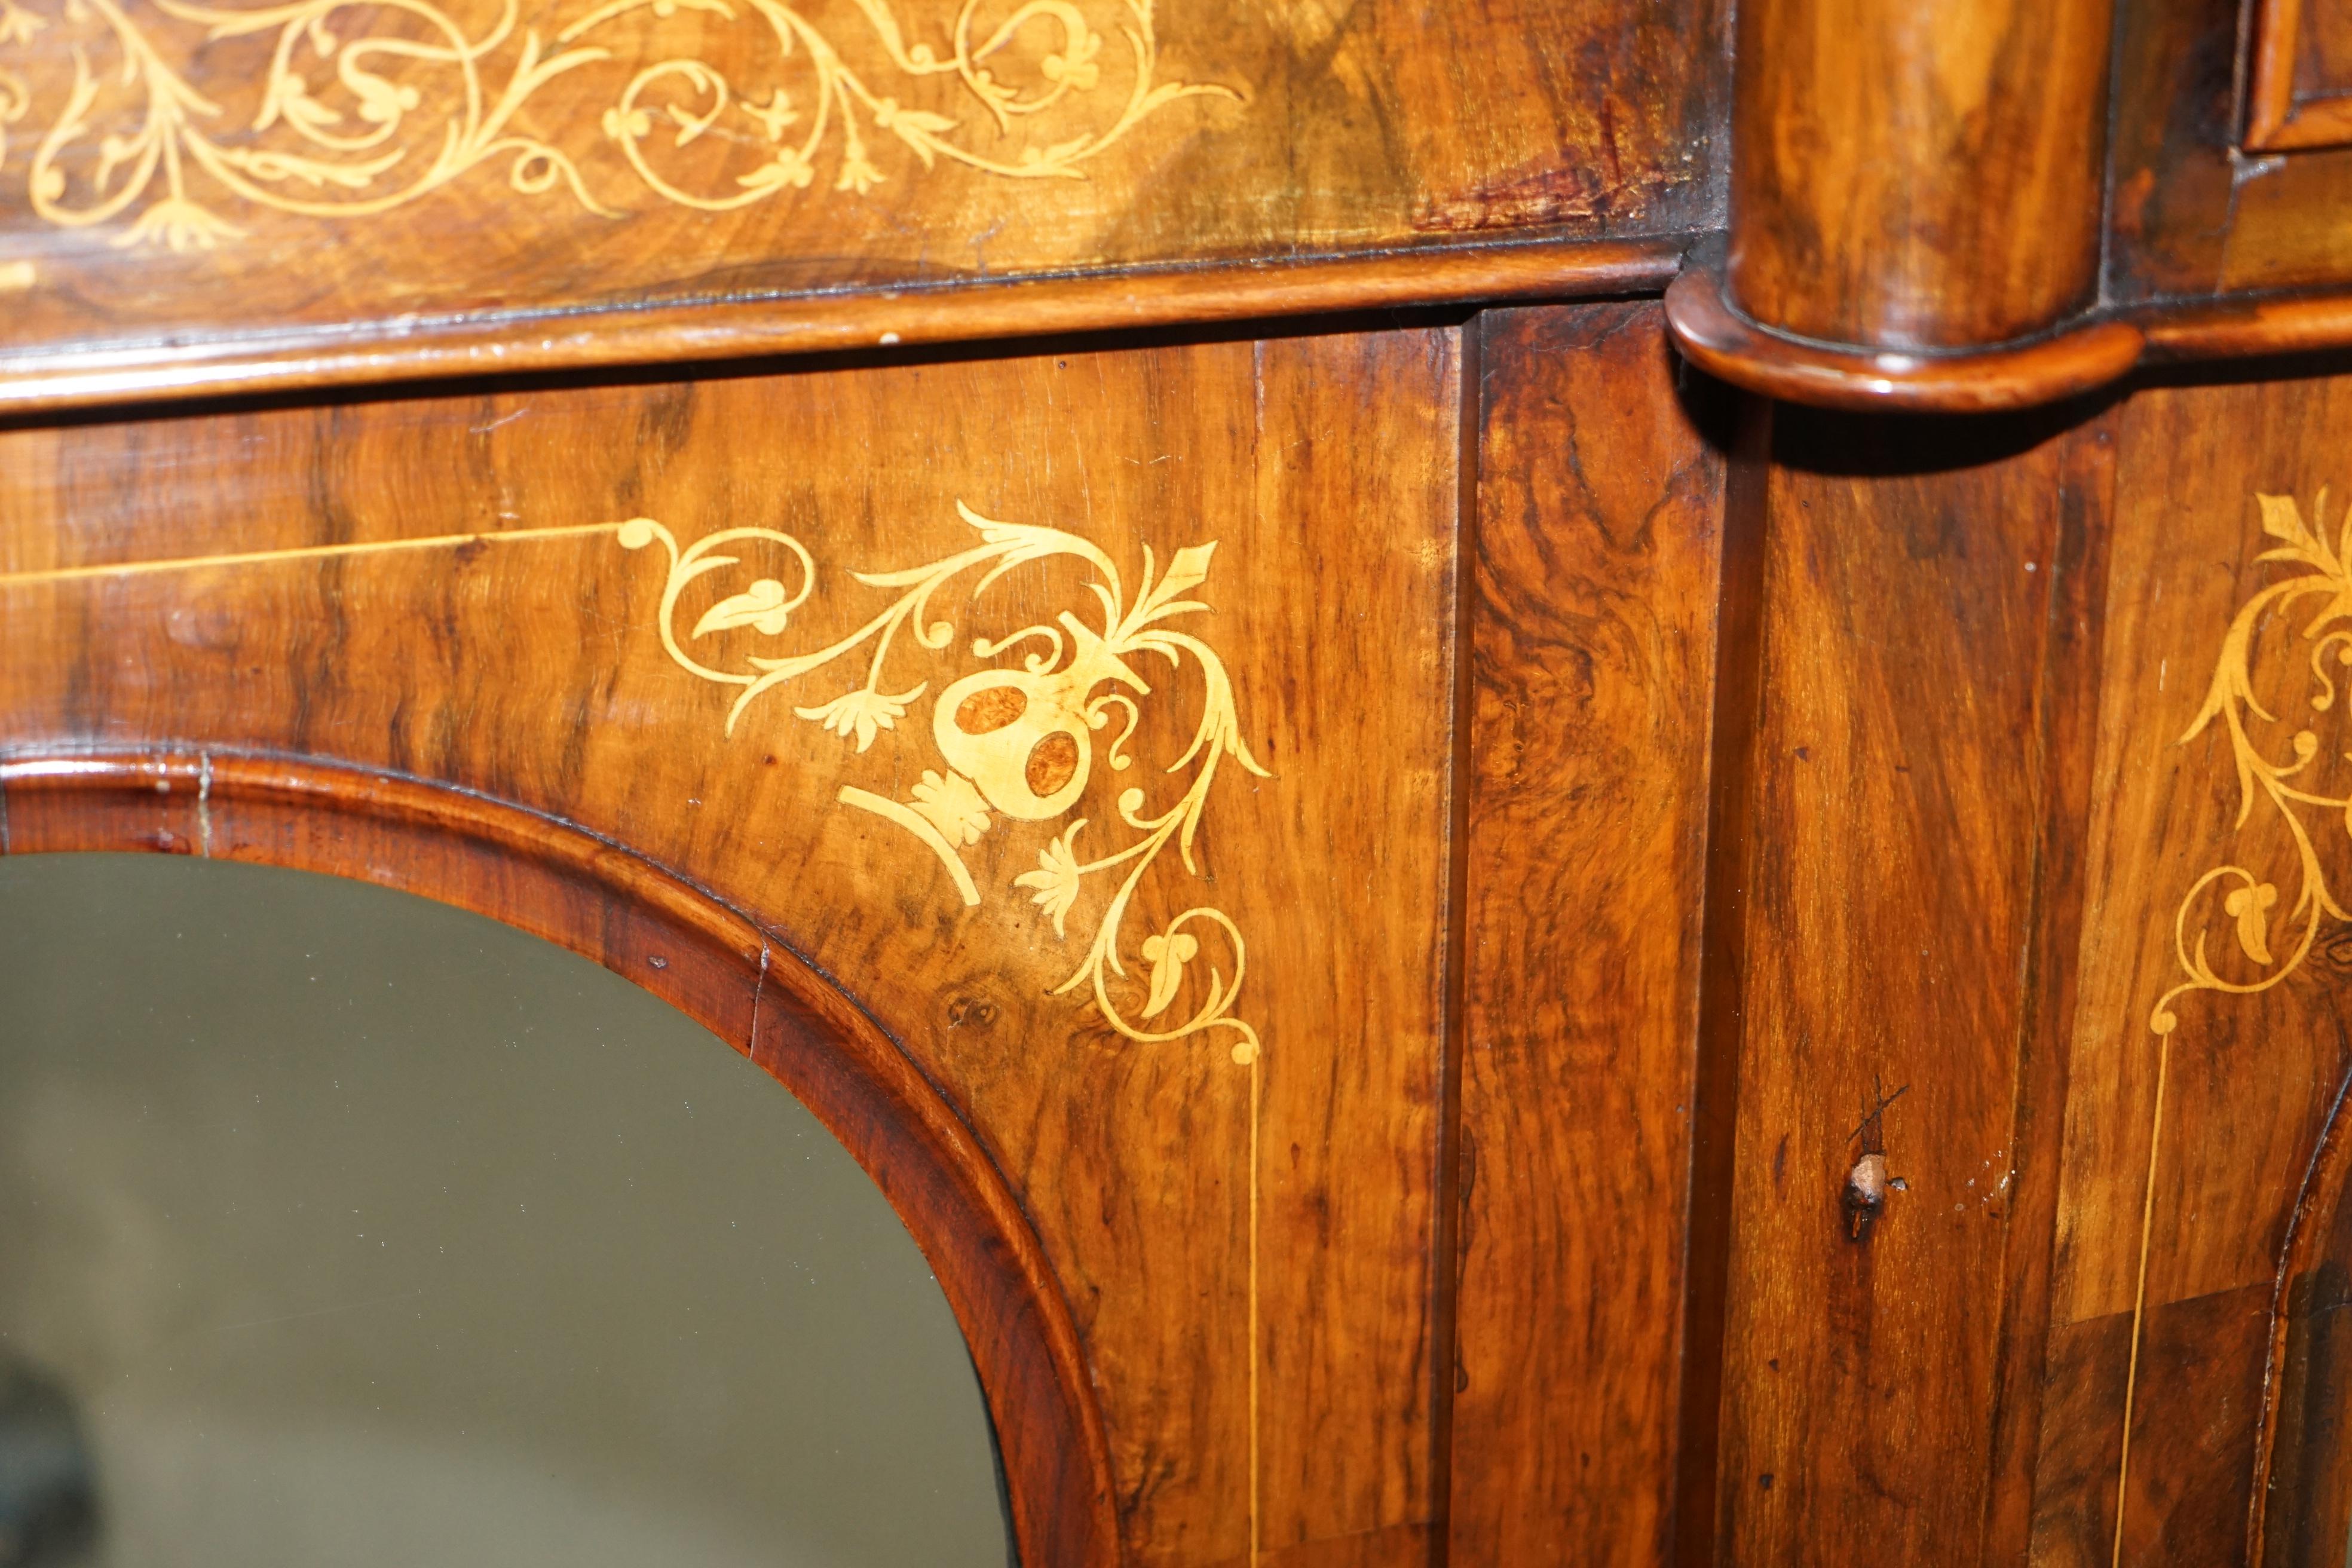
[2029,372,2352,1567]
[1446,301,1725,1565]
[0,0,1726,369]
[1714,406,2115,1566]
[0,329,1462,1568]
[1244,329,1457,1568]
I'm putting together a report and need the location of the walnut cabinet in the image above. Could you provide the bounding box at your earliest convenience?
[7,0,2352,1564]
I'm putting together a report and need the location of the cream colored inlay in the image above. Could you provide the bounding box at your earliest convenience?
[2120,488,2352,1566]
[0,500,1274,1563]
[0,0,1237,250]
[617,502,1267,1064]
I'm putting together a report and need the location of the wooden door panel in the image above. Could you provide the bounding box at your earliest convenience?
[0,329,1466,1568]
[2023,372,2352,1568]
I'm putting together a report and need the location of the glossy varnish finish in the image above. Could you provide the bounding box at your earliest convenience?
[1725,0,2111,349]
[1710,405,2119,1566]
[2244,0,2352,148]
[1448,302,1725,1566]
[0,0,1726,378]
[2109,0,2352,302]
[0,331,1472,1568]
[2028,372,2352,1568]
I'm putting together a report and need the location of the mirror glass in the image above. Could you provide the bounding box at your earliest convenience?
[0,853,1011,1568]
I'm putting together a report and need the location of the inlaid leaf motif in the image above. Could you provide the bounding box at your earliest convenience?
[619,504,1268,1061]
[909,768,991,846]
[2,0,1236,248]
[1138,930,1200,1019]
[2155,488,2352,1036]
[1015,822,1088,936]
[693,577,795,638]
[1159,543,1216,599]
[2225,881,2280,964]
[795,685,924,752]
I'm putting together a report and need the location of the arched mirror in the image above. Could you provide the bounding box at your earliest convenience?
[0,853,1013,1568]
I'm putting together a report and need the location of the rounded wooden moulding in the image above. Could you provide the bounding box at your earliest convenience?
[0,749,1120,1568]
[1665,265,2146,413]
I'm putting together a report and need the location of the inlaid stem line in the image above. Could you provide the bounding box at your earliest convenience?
[0,521,626,588]
[2112,1031,2172,1568]
[1249,1048,1261,1568]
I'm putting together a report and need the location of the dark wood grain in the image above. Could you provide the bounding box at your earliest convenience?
[1245,328,1459,1568]
[2029,1309,2133,1567]
[1711,405,2115,1567]
[1981,408,2116,1567]
[2099,0,2238,305]
[0,0,1725,385]
[2256,1082,2352,1567]
[1446,300,1725,1565]
[2243,0,2352,148]
[2107,0,2352,302]
[2032,371,2352,1568]
[1672,385,1770,1568]
[2112,1284,2273,1563]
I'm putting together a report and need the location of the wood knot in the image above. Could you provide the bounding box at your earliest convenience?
[947,996,1000,1030]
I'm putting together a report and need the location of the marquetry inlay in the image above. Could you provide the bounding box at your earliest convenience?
[2113,486,2352,1568]
[0,0,1236,250]
[617,505,1268,1064]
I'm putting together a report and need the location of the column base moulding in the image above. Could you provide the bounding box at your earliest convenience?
[1668,264,2352,413]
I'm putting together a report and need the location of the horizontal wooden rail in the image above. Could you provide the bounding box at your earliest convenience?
[0,238,1686,417]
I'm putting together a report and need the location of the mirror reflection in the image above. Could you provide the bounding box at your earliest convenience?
[0,853,1011,1568]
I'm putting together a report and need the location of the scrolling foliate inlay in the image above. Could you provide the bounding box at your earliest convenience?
[2152,488,2352,1037]
[618,504,1270,1064]
[0,0,1235,250]
[2111,487,2352,1568]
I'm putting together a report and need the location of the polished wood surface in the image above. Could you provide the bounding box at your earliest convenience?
[1664,264,2147,414]
[1725,0,2111,350]
[1449,301,1725,1566]
[2023,370,2352,1568]
[0,236,1684,415]
[0,331,1486,1568]
[2112,0,2352,304]
[2108,0,2342,300]
[30,2,2352,1564]
[1710,404,2117,1567]
[2251,1085,2352,1567]
[0,0,1725,385]
[2244,0,2352,148]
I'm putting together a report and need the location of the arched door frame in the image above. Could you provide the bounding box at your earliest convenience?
[0,747,1120,1568]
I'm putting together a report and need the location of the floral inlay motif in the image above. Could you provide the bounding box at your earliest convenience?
[2153,489,2352,1035]
[618,502,1267,1062]
[0,0,1234,250]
